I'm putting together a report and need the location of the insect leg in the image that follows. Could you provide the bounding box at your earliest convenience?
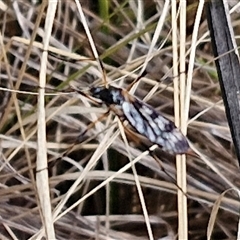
[59,110,110,159]
[122,125,187,196]
[77,110,110,142]
[146,150,187,196]
[45,110,113,171]
[126,70,148,92]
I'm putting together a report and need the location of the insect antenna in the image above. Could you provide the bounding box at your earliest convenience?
[98,58,109,88]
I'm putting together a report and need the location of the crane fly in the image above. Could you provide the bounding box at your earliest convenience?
[46,55,191,156]
[45,46,190,155]
[80,84,190,155]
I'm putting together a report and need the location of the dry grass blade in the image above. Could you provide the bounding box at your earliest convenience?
[0,1,240,239]
[118,118,154,240]
[172,1,188,239]
[35,2,57,239]
[207,188,237,240]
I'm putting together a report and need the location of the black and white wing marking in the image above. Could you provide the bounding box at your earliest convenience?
[122,97,190,154]
[89,85,189,154]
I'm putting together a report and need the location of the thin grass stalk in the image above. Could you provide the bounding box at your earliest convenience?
[3,2,53,238]
[178,2,188,239]
[50,0,110,223]
[172,1,186,238]
[35,1,57,239]
[185,1,204,122]
[118,119,154,240]
[56,143,159,222]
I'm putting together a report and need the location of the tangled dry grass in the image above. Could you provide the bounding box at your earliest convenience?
[0,1,240,239]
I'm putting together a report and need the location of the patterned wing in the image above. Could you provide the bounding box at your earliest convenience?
[121,97,189,154]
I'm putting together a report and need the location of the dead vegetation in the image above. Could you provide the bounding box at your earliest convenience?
[0,1,239,239]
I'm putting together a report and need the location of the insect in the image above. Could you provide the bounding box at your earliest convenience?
[80,84,190,155]
[47,54,190,156]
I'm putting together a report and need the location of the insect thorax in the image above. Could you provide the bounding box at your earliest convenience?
[90,86,125,105]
